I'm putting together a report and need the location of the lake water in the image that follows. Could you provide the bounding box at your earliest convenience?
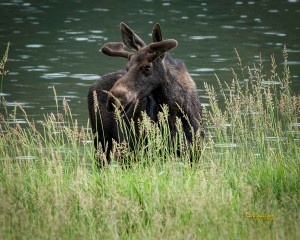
[1,0,299,126]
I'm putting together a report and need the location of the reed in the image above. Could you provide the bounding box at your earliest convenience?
[0,42,9,93]
[0,47,299,239]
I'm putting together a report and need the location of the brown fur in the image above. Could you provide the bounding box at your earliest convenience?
[88,23,204,166]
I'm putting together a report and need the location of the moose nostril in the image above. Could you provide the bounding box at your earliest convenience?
[106,99,114,112]
[107,95,119,112]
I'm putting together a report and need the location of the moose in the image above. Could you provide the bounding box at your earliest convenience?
[88,22,204,166]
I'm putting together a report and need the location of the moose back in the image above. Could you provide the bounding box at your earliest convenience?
[88,22,204,166]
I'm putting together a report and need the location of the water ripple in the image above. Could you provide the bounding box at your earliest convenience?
[261,80,280,85]
[264,32,286,37]
[22,65,51,72]
[190,36,217,40]
[41,73,99,80]
[194,68,215,72]
[41,72,69,79]
[214,143,238,148]
[75,37,89,41]
[93,8,109,12]
[26,44,44,48]
[70,74,100,80]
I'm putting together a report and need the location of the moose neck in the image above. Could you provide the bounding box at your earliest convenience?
[152,55,202,127]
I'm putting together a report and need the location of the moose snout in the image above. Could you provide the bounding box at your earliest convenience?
[106,88,136,112]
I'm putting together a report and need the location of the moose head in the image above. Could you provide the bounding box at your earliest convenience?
[101,22,178,112]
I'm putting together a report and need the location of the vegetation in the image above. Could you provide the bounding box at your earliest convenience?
[0,42,9,92]
[0,45,299,239]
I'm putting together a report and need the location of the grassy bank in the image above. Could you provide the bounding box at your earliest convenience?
[0,47,299,239]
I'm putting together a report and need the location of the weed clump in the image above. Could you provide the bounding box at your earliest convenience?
[0,46,299,239]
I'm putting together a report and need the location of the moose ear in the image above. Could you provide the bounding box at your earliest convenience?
[100,42,131,59]
[148,39,178,62]
[152,23,163,42]
[120,22,146,51]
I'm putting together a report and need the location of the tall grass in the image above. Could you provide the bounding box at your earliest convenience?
[0,42,9,93]
[0,46,299,239]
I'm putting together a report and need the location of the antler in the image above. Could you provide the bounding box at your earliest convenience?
[147,39,178,62]
[101,42,132,59]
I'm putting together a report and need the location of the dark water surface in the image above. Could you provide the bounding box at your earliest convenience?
[1,0,299,125]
